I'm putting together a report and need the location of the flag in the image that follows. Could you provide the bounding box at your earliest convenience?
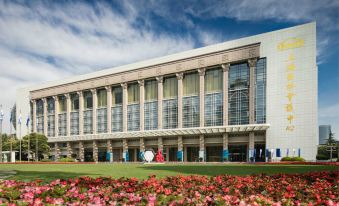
[18,113,22,125]
[26,115,30,127]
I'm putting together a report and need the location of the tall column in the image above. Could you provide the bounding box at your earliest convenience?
[158,137,163,152]
[248,58,257,124]
[91,89,97,134]
[121,83,128,132]
[106,86,112,133]
[54,142,60,161]
[122,139,128,162]
[79,141,84,162]
[78,91,84,135]
[223,133,229,161]
[249,132,255,162]
[32,100,37,133]
[139,137,145,153]
[176,73,184,128]
[198,68,205,127]
[199,134,205,162]
[66,142,73,158]
[93,140,98,162]
[53,96,59,137]
[65,94,71,136]
[222,63,230,126]
[178,136,183,162]
[156,76,163,129]
[138,80,145,131]
[42,98,48,136]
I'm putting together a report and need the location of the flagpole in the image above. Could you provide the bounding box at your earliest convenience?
[19,123,22,162]
[10,111,13,162]
[27,125,30,161]
[0,105,3,163]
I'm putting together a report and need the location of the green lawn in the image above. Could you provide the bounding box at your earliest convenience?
[0,163,337,182]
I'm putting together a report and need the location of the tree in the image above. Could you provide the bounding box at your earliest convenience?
[326,131,336,145]
[21,133,50,161]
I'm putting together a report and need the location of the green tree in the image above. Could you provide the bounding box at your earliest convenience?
[326,131,336,145]
[21,133,50,161]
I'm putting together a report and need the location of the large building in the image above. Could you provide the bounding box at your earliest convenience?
[319,125,331,145]
[16,22,318,162]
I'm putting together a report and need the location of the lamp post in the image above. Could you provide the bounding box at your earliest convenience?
[0,104,4,163]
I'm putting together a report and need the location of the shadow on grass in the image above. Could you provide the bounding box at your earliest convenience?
[7,170,100,183]
[140,164,339,177]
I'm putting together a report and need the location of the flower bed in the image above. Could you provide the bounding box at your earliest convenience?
[0,171,338,205]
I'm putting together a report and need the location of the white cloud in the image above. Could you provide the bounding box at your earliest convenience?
[319,103,339,136]
[0,1,196,133]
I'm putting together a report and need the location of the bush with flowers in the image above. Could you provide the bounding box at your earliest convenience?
[0,171,338,205]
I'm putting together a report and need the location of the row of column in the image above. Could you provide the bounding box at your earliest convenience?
[54,131,255,162]
[33,59,257,137]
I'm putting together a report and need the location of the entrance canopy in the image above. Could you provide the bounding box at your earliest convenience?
[48,124,270,143]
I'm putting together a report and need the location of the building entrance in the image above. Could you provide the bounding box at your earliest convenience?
[228,144,247,162]
[186,146,199,162]
[112,149,122,162]
[206,146,223,162]
[84,148,93,162]
[98,148,107,162]
[255,144,266,162]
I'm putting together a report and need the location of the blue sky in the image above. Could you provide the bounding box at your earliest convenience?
[0,0,338,135]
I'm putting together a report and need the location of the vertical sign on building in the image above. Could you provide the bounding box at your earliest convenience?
[277,38,304,132]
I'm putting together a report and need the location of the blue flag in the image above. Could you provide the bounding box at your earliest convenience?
[18,113,22,125]
[26,116,30,127]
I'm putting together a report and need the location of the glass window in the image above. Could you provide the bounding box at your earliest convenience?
[128,83,139,104]
[163,76,178,99]
[97,89,107,108]
[183,72,199,96]
[47,97,55,114]
[145,79,158,101]
[255,58,266,123]
[36,99,44,115]
[112,86,122,106]
[84,91,93,109]
[71,93,79,111]
[205,68,222,93]
[58,96,67,112]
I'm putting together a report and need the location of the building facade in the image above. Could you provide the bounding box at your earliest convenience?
[319,125,331,145]
[16,23,318,161]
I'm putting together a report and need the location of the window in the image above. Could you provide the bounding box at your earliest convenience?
[84,91,93,109]
[112,86,122,106]
[255,58,266,123]
[97,89,107,108]
[71,93,79,111]
[183,72,199,96]
[128,83,140,104]
[145,79,158,101]
[163,76,177,99]
[58,96,67,112]
[47,98,55,114]
[205,68,222,93]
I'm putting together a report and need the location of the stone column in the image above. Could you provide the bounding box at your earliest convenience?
[91,89,97,134]
[79,141,84,162]
[249,132,255,162]
[121,83,128,132]
[139,138,145,153]
[223,133,229,151]
[106,86,112,133]
[42,98,48,136]
[32,99,37,133]
[176,73,184,128]
[66,142,73,158]
[107,140,112,162]
[158,137,163,152]
[93,140,98,162]
[248,59,257,124]
[138,80,145,131]
[53,96,59,137]
[156,76,163,129]
[65,94,71,136]
[178,136,183,162]
[199,134,205,162]
[122,139,128,162]
[78,91,84,135]
[198,68,205,127]
[222,63,230,126]
[223,133,229,162]
[54,142,60,161]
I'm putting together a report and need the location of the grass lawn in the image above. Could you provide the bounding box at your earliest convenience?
[0,163,337,182]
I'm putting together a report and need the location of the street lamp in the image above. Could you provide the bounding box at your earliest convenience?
[0,104,4,163]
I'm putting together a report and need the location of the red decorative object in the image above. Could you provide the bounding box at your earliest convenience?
[155,150,164,162]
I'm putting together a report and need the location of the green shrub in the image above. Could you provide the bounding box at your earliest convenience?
[58,157,75,162]
[40,159,52,162]
[281,157,292,161]
[316,154,329,160]
[281,156,305,162]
